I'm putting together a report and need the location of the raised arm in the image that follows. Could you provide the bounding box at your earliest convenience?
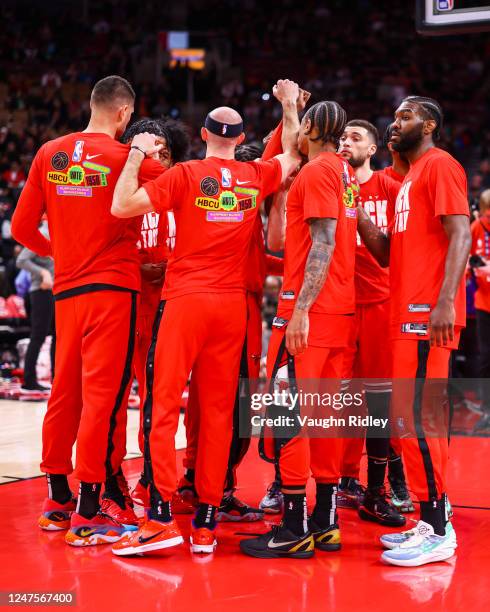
[286,218,337,355]
[111,133,162,218]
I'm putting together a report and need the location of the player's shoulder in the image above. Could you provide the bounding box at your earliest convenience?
[374,169,400,190]
[426,147,465,174]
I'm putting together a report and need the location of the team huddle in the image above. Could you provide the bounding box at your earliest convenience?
[12,74,471,568]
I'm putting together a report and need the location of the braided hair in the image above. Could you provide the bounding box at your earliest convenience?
[402,96,443,140]
[121,117,190,162]
[304,101,347,147]
[235,143,263,161]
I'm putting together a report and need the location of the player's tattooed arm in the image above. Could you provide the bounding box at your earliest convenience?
[429,214,471,347]
[356,205,390,267]
[286,217,336,355]
[112,132,161,218]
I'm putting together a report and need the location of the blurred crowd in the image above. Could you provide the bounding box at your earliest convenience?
[1,0,490,294]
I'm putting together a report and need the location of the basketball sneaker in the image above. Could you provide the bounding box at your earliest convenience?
[217,494,264,522]
[38,497,76,531]
[308,518,341,552]
[190,527,217,554]
[259,481,284,514]
[131,479,149,508]
[381,521,457,567]
[65,512,136,547]
[112,519,183,556]
[337,477,365,509]
[172,476,198,514]
[101,497,139,526]
[240,524,314,559]
[358,487,406,527]
[388,474,415,513]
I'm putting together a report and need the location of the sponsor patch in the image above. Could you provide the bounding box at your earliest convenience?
[85,173,108,187]
[72,140,84,162]
[200,176,219,197]
[67,165,85,185]
[82,161,111,174]
[221,168,232,188]
[219,190,238,211]
[51,151,69,171]
[206,211,244,222]
[56,185,92,197]
[272,316,288,328]
[234,186,259,196]
[408,304,431,313]
[281,291,295,300]
[345,207,357,218]
[401,323,428,335]
[238,196,256,211]
[195,196,220,210]
[47,171,70,185]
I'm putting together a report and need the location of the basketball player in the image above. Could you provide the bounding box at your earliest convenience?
[119,117,190,511]
[337,119,405,527]
[241,101,359,559]
[357,96,471,566]
[110,84,301,556]
[11,76,164,546]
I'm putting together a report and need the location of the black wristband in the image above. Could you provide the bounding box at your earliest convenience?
[130,145,146,158]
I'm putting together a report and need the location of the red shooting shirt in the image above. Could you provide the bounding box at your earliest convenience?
[11,132,162,296]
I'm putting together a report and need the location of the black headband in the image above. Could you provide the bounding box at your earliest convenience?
[205,114,243,138]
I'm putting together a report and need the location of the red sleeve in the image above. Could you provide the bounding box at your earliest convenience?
[11,146,52,257]
[265,254,284,276]
[253,158,282,199]
[470,219,481,256]
[428,157,469,217]
[262,121,283,160]
[139,157,166,184]
[382,174,401,207]
[142,163,185,213]
[302,163,340,221]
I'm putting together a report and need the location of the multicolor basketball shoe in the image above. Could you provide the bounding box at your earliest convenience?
[65,512,137,547]
[38,498,77,531]
[112,519,183,556]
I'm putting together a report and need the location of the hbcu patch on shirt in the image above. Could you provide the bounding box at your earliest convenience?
[56,185,92,197]
[206,211,244,222]
[408,303,431,313]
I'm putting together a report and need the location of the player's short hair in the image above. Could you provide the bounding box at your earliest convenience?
[402,96,443,140]
[304,101,347,147]
[235,143,263,162]
[345,119,379,145]
[91,75,135,109]
[121,117,190,163]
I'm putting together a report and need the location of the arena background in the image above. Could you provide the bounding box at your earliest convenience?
[0,1,490,611]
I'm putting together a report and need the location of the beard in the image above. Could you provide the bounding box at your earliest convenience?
[348,153,368,168]
[392,123,424,153]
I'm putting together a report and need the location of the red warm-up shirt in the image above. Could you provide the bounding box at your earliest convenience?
[389,147,469,335]
[11,132,163,296]
[471,213,490,313]
[142,156,282,300]
[355,170,400,304]
[278,152,359,316]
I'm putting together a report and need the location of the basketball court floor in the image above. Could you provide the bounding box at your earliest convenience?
[0,399,489,612]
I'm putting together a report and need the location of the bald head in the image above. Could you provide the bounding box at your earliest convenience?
[201,106,245,155]
[480,189,490,214]
[209,106,243,125]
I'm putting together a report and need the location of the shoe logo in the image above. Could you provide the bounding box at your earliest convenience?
[78,528,96,537]
[236,180,251,185]
[267,537,300,549]
[138,530,165,544]
[86,154,101,160]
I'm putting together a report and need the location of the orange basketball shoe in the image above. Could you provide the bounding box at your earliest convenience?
[112,519,184,556]
[38,497,76,531]
[190,527,217,554]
